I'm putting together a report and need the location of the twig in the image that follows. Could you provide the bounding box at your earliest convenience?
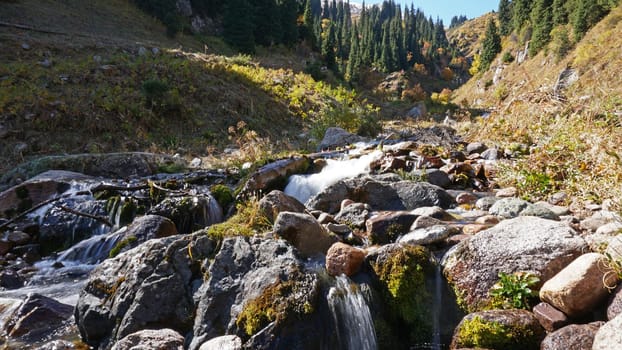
[59,206,113,227]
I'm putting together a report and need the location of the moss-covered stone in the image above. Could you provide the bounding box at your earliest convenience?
[108,236,138,258]
[369,244,433,345]
[210,184,234,209]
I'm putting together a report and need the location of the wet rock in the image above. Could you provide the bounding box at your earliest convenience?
[398,225,458,246]
[532,302,569,332]
[593,312,622,350]
[273,212,336,257]
[0,269,23,289]
[258,190,305,223]
[318,127,367,150]
[607,284,622,320]
[326,242,366,276]
[450,309,545,350]
[189,236,320,350]
[540,253,617,318]
[148,195,223,233]
[540,322,602,350]
[36,339,82,349]
[365,211,418,244]
[111,328,184,350]
[240,156,309,195]
[4,231,31,245]
[475,196,499,211]
[75,233,215,349]
[308,175,455,214]
[335,202,372,229]
[198,335,243,350]
[3,293,73,339]
[443,216,587,311]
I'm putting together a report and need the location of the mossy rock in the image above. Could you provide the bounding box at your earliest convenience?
[368,243,433,345]
[451,310,545,350]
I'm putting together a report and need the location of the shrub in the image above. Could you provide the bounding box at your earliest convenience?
[141,79,170,108]
[401,84,427,102]
[501,51,514,64]
[489,272,540,310]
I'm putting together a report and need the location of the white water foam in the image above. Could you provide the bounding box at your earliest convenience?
[284,150,382,204]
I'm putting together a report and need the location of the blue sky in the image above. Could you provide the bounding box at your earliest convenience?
[364,0,499,25]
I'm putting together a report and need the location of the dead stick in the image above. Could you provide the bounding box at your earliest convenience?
[59,206,113,227]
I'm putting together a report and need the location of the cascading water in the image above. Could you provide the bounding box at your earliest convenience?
[284,150,383,204]
[327,274,377,350]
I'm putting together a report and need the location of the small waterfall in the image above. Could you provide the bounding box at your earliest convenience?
[284,150,383,204]
[56,228,126,264]
[327,274,377,350]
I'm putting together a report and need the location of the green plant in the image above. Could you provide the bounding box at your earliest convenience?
[206,197,272,240]
[109,236,138,258]
[502,51,515,64]
[455,316,538,350]
[211,184,235,209]
[141,79,170,108]
[489,271,540,309]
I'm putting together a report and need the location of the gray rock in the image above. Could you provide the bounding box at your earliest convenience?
[111,328,184,350]
[75,233,215,349]
[398,225,458,245]
[489,197,558,219]
[366,211,418,244]
[519,203,559,220]
[259,190,306,223]
[443,216,587,311]
[273,212,336,257]
[148,195,223,234]
[176,0,193,17]
[534,201,570,217]
[190,157,202,168]
[450,309,545,350]
[318,127,366,150]
[239,157,310,196]
[3,293,73,339]
[608,284,622,320]
[189,236,320,350]
[36,339,80,349]
[532,302,569,332]
[198,335,243,350]
[411,215,444,229]
[21,43,31,50]
[411,206,450,220]
[540,322,602,350]
[466,142,487,155]
[137,47,147,56]
[475,196,499,210]
[411,168,452,188]
[480,148,499,160]
[593,312,622,350]
[335,202,372,229]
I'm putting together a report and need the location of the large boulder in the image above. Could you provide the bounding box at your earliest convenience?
[366,211,418,244]
[593,312,622,350]
[489,197,558,220]
[318,127,367,150]
[74,233,215,349]
[450,309,545,350]
[189,236,321,350]
[326,242,366,277]
[3,293,73,339]
[443,216,588,311]
[539,253,617,318]
[111,328,185,350]
[540,322,603,350]
[273,212,336,257]
[308,176,455,214]
[258,190,305,223]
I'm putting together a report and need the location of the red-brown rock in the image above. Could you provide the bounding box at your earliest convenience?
[326,242,366,277]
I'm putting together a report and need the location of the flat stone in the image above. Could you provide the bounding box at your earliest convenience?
[411,215,443,229]
[532,302,569,332]
[495,187,517,197]
[398,225,458,246]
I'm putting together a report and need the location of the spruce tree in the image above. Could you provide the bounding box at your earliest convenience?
[223,0,255,53]
[279,0,299,46]
[572,0,590,41]
[552,0,568,25]
[529,0,553,56]
[513,0,534,32]
[323,22,338,72]
[498,0,513,36]
[480,18,502,71]
[346,23,361,81]
[303,0,317,46]
[252,0,279,46]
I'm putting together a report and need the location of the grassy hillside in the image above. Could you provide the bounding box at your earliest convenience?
[447,12,496,59]
[0,0,378,174]
[453,5,622,206]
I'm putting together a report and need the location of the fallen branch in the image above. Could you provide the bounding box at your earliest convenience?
[59,206,113,227]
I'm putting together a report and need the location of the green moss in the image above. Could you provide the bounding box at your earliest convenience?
[371,245,432,344]
[118,200,137,226]
[455,316,536,350]
[210,184,234,209]
[109,236,138,258]
[206,198,271,240]
[157,162,187,174]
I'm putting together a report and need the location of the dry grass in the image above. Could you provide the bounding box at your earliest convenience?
[454,6,622,208]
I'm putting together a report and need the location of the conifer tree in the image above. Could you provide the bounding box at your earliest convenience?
[572,0,590,41]
[252,0,279,46]
[279,0,299,46]
[529,0,553,56]
[303,0,317,46]
[498,0,513,35]
[223,0,255,53]
[346,23,361,81]
[552,0,568,25]
[322,0,330,18]
[480,18,501,71]
[513,0,534,32]
[323,22,338,72]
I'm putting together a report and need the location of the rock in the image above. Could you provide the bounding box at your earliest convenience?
[36,339,81,349]
[411,168,452,188]
[21,43,31,50]
[325,222,350,234]
[534,201,570,217]
[258,190,306,223]
[273,212,336,257]
[4,231,31,245]
[75,233,215,349]
[593,312,622,350]
[450,309,545,350]
[475,196,499,211]
[398,225,458,246]
[540,322,602,350]
[606,235,622,261]
[334,202,372,229]
[608,284,622,320]
[0,240,12,255]
[540,253,617,318]
[111,328,184,350]
[549,192,569,205]
[466,142,487,155]
[456,192,478,205]
[137,46,147,56]
[581,213,615,232]
[326,242,366,276]
[519,203,559,220]
[411,206,451,220]
[198,335,243,350]
[189,237,321,350]
[480,148,499,160]
[489,197,557,219]
[532,302,569,332]
[596,221,622,236]
[148,195,223,234]
[151,47,160,55]
[474,215,500,225]
[406,102,427,119]
[190,157,202,168]
[239,157,310,195]
[411,215,443,229]
[461,224,490,235]
[176,0,193,16]
[3,293,73,338]
[365,211,418,244]
[318,127,367,150]
[495,187,517,198]
[443,216,588,311]
[0,269,24,289]
[39,58,53,68]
